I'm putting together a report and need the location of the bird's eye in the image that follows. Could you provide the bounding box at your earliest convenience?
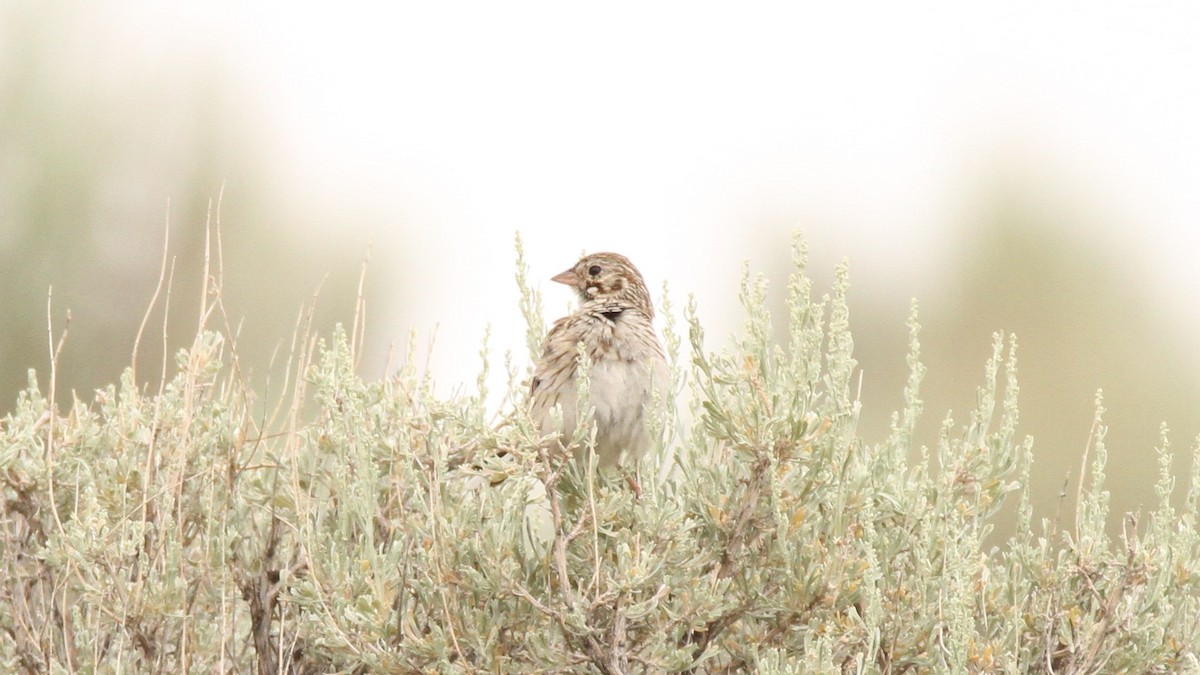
[588,265,602,277]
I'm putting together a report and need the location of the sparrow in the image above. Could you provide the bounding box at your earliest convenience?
[528,252,670,470]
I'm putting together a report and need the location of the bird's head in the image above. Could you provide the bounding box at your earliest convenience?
[552,252,653,316]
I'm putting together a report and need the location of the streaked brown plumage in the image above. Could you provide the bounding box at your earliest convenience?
[529,252,669,468]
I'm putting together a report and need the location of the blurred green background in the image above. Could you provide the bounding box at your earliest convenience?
[3,3,1198,534]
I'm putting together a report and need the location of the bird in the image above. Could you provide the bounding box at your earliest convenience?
[528,252,671,473]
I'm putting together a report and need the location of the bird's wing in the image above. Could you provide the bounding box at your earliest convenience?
[529,314,582,415]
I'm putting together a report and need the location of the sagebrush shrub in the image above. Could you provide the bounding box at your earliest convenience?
[2,235,1198,673]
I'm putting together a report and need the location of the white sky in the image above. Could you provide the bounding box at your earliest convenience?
[87,2,1200,387]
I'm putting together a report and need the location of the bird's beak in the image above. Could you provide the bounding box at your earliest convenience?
[551,268,579,286]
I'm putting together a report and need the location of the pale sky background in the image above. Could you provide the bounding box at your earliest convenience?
[219,1,1200,391]
[9,1,1200,375]
[182,4,1186,355]
[5,2,1200,521]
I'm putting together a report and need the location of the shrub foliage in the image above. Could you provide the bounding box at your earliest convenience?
[3,236,1199,673]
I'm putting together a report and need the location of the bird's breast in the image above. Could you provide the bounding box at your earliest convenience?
[587,358,655,420]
